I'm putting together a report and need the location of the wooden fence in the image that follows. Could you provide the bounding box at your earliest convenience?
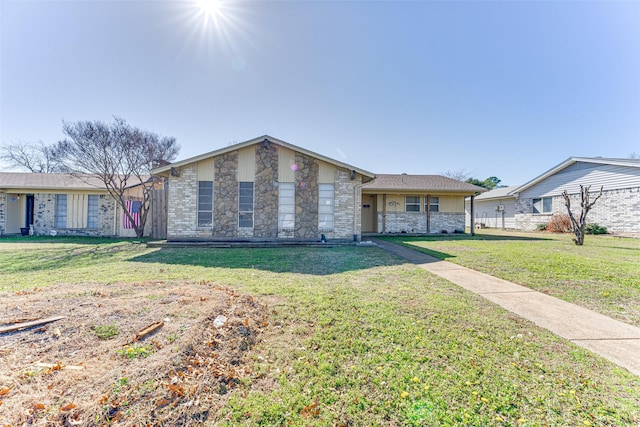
[149,189,167,239]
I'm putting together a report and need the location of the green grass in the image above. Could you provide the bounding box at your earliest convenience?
[380,230,640,327]
[1,236,639,425]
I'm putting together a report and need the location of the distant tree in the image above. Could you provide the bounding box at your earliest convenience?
[562,185,604,246]
[465,176,502,190]
[0,141,67,173]
[629,152,639,159]
[58,117,180,238]
[442,168,473,182]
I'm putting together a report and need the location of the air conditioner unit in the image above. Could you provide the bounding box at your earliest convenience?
[496,204,505,212]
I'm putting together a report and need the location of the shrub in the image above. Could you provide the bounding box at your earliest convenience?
[536,223,548,231]
[547,214,572,233]
[585,223,608,235]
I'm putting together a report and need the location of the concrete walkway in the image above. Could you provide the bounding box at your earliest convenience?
[372,238,640,376]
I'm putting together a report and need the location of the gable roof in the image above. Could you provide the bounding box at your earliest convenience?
[362,174,486,194]
[0,172,108,191]
[513,157,640,194]
[474,186,519,201]
[152,135,376,182]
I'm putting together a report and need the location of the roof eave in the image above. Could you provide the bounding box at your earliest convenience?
[152,135,376,180]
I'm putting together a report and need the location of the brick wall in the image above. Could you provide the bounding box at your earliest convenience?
[0,191,5,235]
[326,170,361,241]
[514,187,640,233]
[167,165,204,239]
[377,211,465,234]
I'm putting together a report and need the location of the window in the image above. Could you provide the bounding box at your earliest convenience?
[55,194,67,228]
[197,181,214,227]
[318,184,334,230]
[533,197,553,214]
[426,196,440,212]
[87,195,99,229]
[238,182,254,228]
[278,183,295,229]
[405,196,420,212]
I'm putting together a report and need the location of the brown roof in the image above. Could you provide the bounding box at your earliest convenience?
[0,173,108,191]
[362,174,486,194]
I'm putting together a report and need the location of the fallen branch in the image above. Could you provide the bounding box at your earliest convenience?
[133,321,164,342]
[0,316,66,334]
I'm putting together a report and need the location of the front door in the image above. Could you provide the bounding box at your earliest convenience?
[25,194,35,228]
[361,195,377,233]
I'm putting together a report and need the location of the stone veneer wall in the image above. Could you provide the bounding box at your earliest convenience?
[294,153,319,239]
[515,187,640,233]
[254,143,279,238]
[31,193,115,237]
[0,191,6,235]
[377,212,465,234]
[214,151,239,238]
[327,170,362,240]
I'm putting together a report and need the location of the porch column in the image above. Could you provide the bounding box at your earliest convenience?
[382,194,387,233]
[426,194,431,234]
[470,195,475,236]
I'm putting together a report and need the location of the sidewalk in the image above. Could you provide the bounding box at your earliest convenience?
[372,238,640,376]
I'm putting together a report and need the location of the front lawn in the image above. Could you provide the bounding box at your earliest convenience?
[380,230,640,327]
[0,238,639,425]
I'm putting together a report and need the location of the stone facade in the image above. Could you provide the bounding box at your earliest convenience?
[515,187,640,233]
[34,193,115,237]
[163,142,368,241]
[377,212,465,234]
[214,151,239,238]
[294,153,319,239]
[0,191,6,235]
[254,143,279,238]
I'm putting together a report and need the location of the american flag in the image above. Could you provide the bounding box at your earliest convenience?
[123,200,142,229]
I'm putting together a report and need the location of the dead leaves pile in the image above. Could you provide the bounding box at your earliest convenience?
[0,281,269,426]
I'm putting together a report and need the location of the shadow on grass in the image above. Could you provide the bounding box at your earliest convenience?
[129,245,404,276]
[375,232,552,243]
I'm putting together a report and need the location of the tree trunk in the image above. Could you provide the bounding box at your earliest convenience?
[562,185,603,246]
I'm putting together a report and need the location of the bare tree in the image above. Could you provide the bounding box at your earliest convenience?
[441,168,473,182]
[0,141,67,173]
[629,152,639,159]
[562,185,604,246]
[58,117,179,238]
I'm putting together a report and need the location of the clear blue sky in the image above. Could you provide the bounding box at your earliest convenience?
[1,0,638,185]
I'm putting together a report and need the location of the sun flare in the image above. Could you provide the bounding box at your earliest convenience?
[197,0,222,18]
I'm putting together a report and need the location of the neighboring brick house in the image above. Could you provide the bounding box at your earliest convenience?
[511,157,640,233]
[361,174,485,234]
[152,136,376,241]
[0,173,143,237]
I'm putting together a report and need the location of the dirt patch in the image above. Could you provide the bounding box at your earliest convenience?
[0,280,270,426]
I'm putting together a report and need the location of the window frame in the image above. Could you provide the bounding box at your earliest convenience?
[238,182,254,228]
[278,182,295,230]
[532,197,553,214]
[405,196,421,212]
[197,181,214,228]
[318,183,334,231]
[426,196,440,213]
[87,195,99,229]
[55,194,67,229]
